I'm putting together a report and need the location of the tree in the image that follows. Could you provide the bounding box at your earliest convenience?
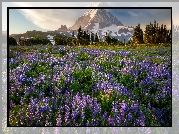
[163,25,168,43]
[153,20,158,44]
[132,23,144,44]
[144,20,171,44]
[104,32,111,45]
[95,33,99,44]
[77,26,83,45]
[91,32,94,44]
[155,25,160,44]
[139,28,144,44]
[86,30,90,45]
[72,31,75,38]
[71,31,77,46]
[144,25,150,44]
[111,37,118,46]
[83,31,87,45]
[128,37,134,45]
[160,24,165,43]
[167,29,172,43]
[9,37,17,46]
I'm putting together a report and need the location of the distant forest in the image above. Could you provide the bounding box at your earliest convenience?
[8,20,174,46]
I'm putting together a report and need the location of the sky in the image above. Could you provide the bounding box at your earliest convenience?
[2,2,178,35]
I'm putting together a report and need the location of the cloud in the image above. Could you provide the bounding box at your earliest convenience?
[109,2,179,26]
[12,2,90,30]
[18,9,81,30]
[128,11,138,17]
[11,2,174,31]
[108,9,171,30]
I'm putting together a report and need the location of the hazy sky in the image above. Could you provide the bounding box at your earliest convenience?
[2,2,177,35]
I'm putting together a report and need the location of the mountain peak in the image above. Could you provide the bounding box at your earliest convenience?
[84,9,103,19]
[87,2,110,7]
[68,8,133,42]
[70,9,123,30]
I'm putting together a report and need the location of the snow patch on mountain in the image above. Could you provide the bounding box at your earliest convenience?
[91,23,99,33]
[58,3,134,42]
[89,9,98,19]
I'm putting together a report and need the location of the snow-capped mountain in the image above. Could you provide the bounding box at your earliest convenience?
[58,2,134,41]
[70,9,123,31]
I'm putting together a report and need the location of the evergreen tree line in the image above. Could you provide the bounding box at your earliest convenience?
[9,37,17,46]
[18,37,51,46]
[132,20,172,44]
[55,26,101,46]
[54,35,74,46]
[61,26,122,46]
[9,37,51,46]
[9,20,171,46]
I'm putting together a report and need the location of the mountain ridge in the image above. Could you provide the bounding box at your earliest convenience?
[70,9,124,31]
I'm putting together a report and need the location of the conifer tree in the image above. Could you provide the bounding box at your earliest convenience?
[149,22,153,43]
[132,23,143,44]
[72,31,76,46]
[167,29,172,43]
[72,31,75,38]
[158,26,162,43]
[104,32,111,45]
[153,20,157,44]
[82,31,87,45]
[144,20,171,44]
[83,31,86,39]
[160,24,164,43]
[95,33,99,44]
[111,37,118,45]
[144,25,150,44]
[91,32,94,44]
[86,30,90,45]
[163,25,167,43]
[139,28,144,44]
[9,37,17,46]
[77,26,83,45]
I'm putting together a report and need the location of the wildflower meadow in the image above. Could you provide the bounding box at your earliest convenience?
[8,44,171,126]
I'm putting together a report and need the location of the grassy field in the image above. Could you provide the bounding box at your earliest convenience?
[8,44,171,126]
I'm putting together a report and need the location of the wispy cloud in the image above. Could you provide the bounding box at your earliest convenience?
[128,11,138,17]
[18,9,78,30]
[12,2,90,30]
[10,2,174,32]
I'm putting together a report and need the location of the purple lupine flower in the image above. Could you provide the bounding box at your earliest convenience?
[56,114,62,126]
[108,116,115,126]
[130,100,139,112]
[10,100,15,109]
[148,102,152,109]
[28,104,33,111]
[43,97,50,104]
[128,112,133,122]
[81,111,85,122]
[86,120,90,126]
[93,98,101,117]
[64,104,70,123]
[102,111,108,122]
[140,120,145,126]
[71,110,78,120]
[120,100,128,112]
